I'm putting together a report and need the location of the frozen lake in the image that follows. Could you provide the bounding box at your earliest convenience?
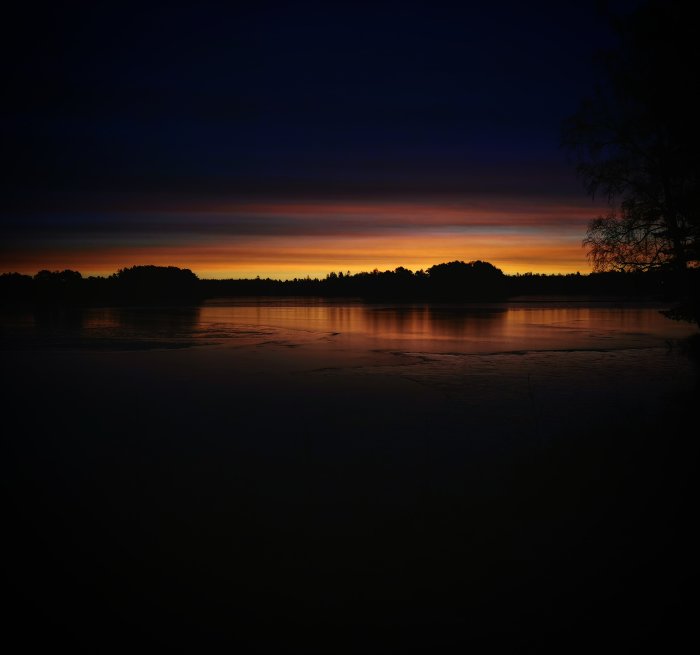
[3,298,698,651]
[3,297,696,354]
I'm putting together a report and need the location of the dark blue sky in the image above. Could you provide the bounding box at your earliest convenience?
[1,1,637,276]
[3,1,622,205]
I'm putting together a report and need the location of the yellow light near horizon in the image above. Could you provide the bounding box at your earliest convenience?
[2,231,589,278]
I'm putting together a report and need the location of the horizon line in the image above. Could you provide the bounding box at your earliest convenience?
[2,260,616,281]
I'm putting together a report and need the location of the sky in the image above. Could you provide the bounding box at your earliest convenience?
[1,1,625,278]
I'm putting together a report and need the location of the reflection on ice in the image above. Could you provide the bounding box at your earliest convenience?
[2,297,696,352]
[194,299,695,354]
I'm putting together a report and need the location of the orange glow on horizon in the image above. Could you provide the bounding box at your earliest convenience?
[1,195,603,278]
[2,233,590,278]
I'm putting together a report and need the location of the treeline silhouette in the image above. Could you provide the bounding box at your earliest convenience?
[0,261,689,307]
[0,265,200,306]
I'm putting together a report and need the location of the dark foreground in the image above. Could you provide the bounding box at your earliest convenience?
[3,335,699,653]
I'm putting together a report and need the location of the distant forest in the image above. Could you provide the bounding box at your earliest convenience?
[0,261,692,306]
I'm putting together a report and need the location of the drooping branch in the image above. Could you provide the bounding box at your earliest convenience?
[584,208,671,273]
[564,1,699,278]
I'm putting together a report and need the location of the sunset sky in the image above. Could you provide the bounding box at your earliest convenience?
[1,1,619,278]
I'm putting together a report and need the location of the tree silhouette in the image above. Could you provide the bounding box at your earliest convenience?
[110,265,200,303]
[32,269,84,303]
[564,0,699,315]
[427,260,507,300]
[1,262,684,306]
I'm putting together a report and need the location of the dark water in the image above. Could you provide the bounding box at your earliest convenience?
[3,297,695,352]
[2,299,698,652]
